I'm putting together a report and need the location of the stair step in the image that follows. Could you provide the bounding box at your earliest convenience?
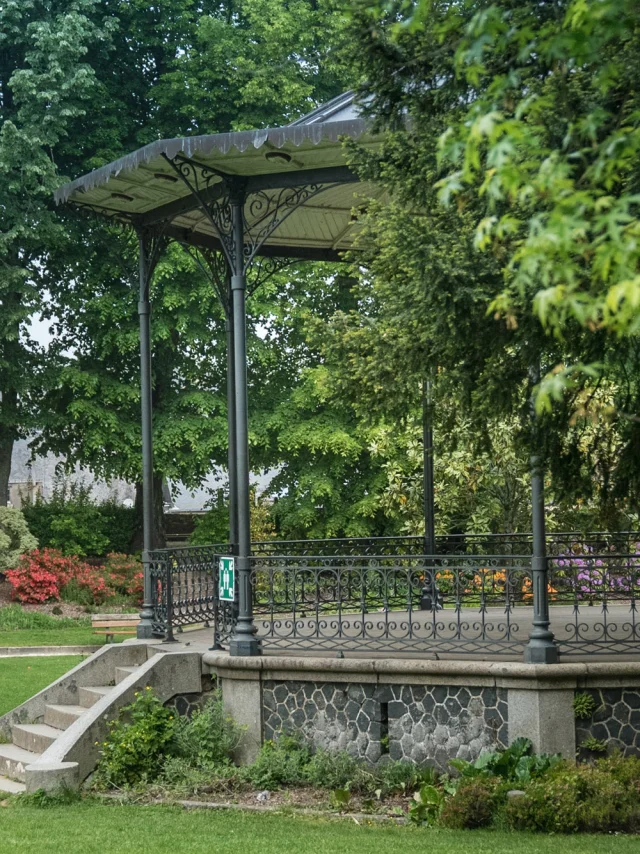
[0,744,40,783]
[44,704,86,731]
[79,685,113,708]
[12,724,60,754]
[114,665,139,685]
[0,775,26,795]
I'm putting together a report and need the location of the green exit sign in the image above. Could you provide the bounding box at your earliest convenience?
[219,557,235,602]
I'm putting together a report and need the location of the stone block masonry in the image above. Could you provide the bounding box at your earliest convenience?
[263,679,508,770]
[576,688,640,758]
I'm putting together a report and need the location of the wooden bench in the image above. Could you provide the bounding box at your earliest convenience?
[91,614,140,644]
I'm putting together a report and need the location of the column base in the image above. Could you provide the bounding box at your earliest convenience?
[524,640,560,664]
[136,621,155,640]
[229,637,262,657]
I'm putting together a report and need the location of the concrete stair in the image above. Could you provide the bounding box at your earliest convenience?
[79,686,113,708]
[0,744,39,785]
[0,661,144,795]
[0,775,27,795]
[115,665,139,685]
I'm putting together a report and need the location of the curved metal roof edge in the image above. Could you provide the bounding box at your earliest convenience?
[54,117,372,206]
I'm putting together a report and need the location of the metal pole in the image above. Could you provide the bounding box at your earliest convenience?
[228,183,260,656]
[137,231,155,639]
[226,289,239,552]
[422,377,436,555]
[420,377,439,610]
[524,366,559,663]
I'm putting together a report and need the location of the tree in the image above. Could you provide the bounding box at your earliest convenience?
[329,0,640,527]
[0,0,112,504]
[13,0,354,543]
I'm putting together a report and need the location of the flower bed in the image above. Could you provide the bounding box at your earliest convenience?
[5,549,142,609]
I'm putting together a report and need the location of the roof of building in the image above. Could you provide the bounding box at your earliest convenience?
[53,93,380,261]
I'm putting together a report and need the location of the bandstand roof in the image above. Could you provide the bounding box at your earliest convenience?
[54,92,380,262]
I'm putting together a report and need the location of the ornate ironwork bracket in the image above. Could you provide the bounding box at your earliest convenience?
[241,183,339,273]
[162,151,338,279]
[136,221,171,298]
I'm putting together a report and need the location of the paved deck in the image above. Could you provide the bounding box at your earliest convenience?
[167,602,639,661]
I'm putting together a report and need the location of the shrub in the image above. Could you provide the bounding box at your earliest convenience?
[5,548,113,606]
[0,507,38,574]
[502,763,640,833]
[5,549,82,603]
[191,486,276,546]
[104,553,143,604]
[377,760,438,796]
[173,691,240,768]
[303,749,361,791]
[450,737,562,785]
[94,688,177,788]
[245,735,312,790]
[22,481,136,557]
[439,777,500,829]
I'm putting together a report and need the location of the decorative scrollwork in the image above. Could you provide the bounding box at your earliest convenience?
[138,220,172,297]
[179,245,229,313]
[242,183,338,271]
[162,153,237,269]
[247,255,296,294]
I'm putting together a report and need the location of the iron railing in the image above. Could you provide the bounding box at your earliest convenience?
[250,554,531,655]
[149,543,234,643]
[548,552,640,654]
[252,532,640,558]
[148,534,640,657]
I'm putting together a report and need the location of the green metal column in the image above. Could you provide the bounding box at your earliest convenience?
[228,184,260,656]
[524,367,559,663]
[422,377,436,555]
[137,231,155,639]
[420,376,439,610]
[225,284,239,551]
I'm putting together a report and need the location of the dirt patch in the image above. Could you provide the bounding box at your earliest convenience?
[138,784,410,817]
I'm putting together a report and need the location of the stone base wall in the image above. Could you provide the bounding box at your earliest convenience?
[576,688,640,758]
[165,674,217,717]
[263,680,507,770]
[204,654,640,767]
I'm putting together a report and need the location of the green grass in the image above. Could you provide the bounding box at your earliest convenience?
[0,627,122,647]
[0,803,636,854]
[0,655,84,715]
[0,605,128,647]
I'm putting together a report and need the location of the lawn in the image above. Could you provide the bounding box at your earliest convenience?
[0,627,117,647]
[0,804,636,854]
[0,605,127,648]
[0,655,84,715]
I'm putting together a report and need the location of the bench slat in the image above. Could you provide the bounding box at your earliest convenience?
[92,620,140,628]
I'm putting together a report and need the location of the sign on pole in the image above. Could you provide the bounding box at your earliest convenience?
[218,557,235,602]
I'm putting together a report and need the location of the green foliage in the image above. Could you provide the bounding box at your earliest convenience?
[573,693,598,720]
[94,688,177,789]
[12,787,83,809]
[450,738,562,786]
[433,0,640,348]
[502,761,640,833]
[342,0,640,523]
[245,736,313,790]
[21,482,136,557]
[439,777,499,829]
[0,605,88,631]
[172,691,240,768]
[408,783,444,825]
[0,508,37,573]
[580,737,609,755]
[190,487,276,546]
